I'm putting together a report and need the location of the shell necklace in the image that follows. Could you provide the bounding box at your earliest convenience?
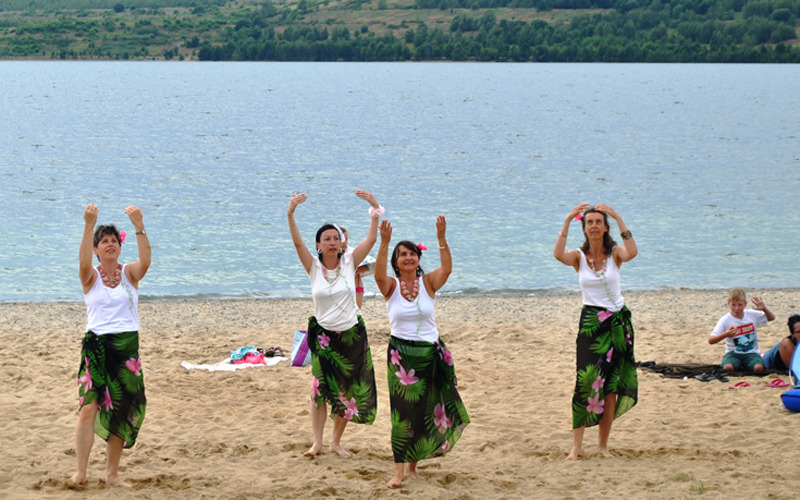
[322,261,341,284]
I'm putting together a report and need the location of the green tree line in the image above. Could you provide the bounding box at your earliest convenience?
[1,0,798,61]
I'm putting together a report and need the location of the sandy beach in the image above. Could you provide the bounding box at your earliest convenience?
[2,288,799,499]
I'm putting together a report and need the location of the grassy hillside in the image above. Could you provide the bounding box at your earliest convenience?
[0,0,798,61]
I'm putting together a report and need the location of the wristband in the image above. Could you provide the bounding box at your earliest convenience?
[355,287,364,293]
[369,205,385,218]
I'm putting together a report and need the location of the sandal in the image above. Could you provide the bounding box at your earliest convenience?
[727,381,750,389]
[765,378,790,388]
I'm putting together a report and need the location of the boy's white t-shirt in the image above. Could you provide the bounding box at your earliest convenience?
[711,309,767,354]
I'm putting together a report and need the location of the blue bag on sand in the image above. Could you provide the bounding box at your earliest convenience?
[781,347,800,412]
[290,330,312,367]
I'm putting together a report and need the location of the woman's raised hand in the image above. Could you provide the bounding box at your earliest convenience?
[436,215,447,239]
[84,204,98,225]
[379,220,393,243]
[356,190,378,208]
[595,203,620,221]
[568,203,590,222]
[288,193,308,214]
[124,205,144,229]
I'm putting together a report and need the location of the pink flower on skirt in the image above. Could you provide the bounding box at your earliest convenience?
[433,403,452,434]
[597,310,613,323]
[339,393,359,420]
[592,376,605,392]
[101,387,114,412]
[311,376,321,399]
[395,365,419,386]
[587,393,604,415]
[390,349,402,366]
[78,368,92,390]
[125,357,142,376]
[606,348,614,363]
[319,333,331,349]
[442,440,451,452]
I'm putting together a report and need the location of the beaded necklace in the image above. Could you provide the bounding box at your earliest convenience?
[98,265,122,288]
[399,278,420,301]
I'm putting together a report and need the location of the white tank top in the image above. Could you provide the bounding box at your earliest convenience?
[578,249,624,311]
[84,264,140,334]
[308,250,359,331]
[386,276,439,343]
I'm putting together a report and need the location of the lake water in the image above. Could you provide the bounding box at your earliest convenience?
[1,61,798,302]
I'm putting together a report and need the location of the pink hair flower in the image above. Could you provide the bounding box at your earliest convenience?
[417,243,428,251]
[119,230,127,243]
[574,213,583,221]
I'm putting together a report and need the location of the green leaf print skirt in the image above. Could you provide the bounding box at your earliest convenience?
[307,316,377,425]
[388,336,469,464]
[572,305,638,429]
[77,330,146,448]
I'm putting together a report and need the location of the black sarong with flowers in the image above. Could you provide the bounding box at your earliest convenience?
[572,305,638,429]
[77,330,146,448]
[387,336,469,463]
[307,315,377,424]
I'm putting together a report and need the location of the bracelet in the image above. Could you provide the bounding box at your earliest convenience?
[620,230,632,240]
[136,229,146,235]
[368,205,385,218]
[558,232,567,238]
[355,287,364,293]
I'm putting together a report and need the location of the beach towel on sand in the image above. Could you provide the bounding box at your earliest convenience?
[181,356,286,371]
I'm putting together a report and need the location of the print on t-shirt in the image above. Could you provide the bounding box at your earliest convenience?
[732,323,756,353]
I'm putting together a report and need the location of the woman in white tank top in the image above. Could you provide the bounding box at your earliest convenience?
[70,204,151,488]
[554,203,638,461]
[287,190,381,459]
[374,216,469,489]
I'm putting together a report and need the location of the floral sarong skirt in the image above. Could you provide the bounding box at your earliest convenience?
[572,305,638,429]
[307,316,377,425]
[388,336,469,463]
[77,330,146,448]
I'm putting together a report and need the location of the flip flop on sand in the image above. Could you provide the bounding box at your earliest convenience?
[765,378,790,388]
[728,381,750,389]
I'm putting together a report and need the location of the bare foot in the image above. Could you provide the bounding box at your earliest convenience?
[105,476,132,488]
[406,470,425,481]
[387,474,403,488]
[566,446,582,460]
[66,474,87,490]
[330,443,352,458]
[599,448,615,459]
[304,443,323,457]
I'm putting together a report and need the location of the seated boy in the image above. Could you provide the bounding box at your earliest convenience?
[708,288,775,372]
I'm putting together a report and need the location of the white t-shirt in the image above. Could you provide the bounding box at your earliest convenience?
[84,264,139,335]
[578,250,624,312]
[711,309,767,354]
[385,276,439,343]
[308,250,359,331]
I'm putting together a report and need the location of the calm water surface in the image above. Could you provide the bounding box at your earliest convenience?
[1,62,799,302]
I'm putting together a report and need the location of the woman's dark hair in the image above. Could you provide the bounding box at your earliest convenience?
[391,241,424,277]
[93,224,121,247]
[579,207,617,256]
[315,223,343,262]
[788,315,800,334]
